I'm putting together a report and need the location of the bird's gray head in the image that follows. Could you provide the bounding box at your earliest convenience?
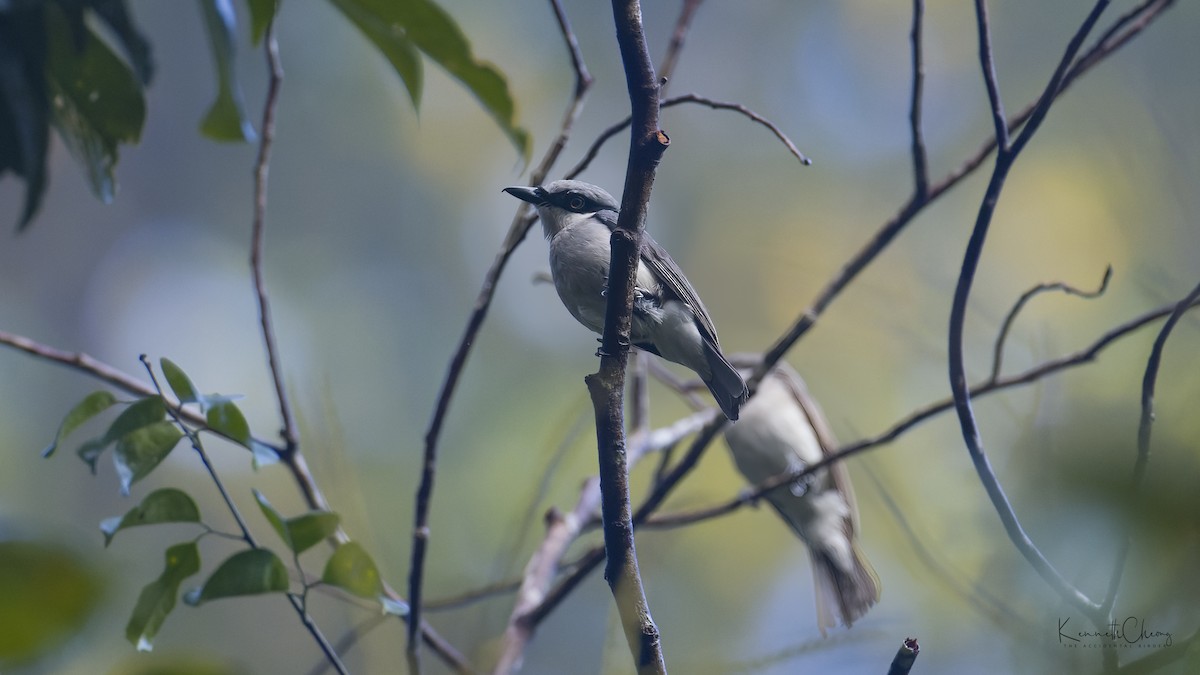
[503,180,619,238]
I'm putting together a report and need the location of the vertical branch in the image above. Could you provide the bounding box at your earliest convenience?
[908,0,929,198]
[250,21,297,453]
[947,0,1111,621]
[406,0,594,659]
[585,3,670,671]
[1101,278,1200,614]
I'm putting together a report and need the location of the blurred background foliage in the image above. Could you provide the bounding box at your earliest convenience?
[1,0,1199,673]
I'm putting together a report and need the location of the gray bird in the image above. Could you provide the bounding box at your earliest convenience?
[504,180,748,420]
[723,362,879,633]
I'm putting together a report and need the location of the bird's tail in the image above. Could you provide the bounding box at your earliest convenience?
[702,340,749,420]
[810,540,880,635]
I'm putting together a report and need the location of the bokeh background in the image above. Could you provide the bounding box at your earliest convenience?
[2,0,1199,673]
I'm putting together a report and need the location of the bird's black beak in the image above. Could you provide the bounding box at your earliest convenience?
[502,185,544,205]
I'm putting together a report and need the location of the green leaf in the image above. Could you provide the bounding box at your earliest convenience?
[253,490,339,554]
[206,400,250,447]
[160,358,200,405]
[251,489,289,549]
[44,3,146,203]
[328,0,530,161]
[184,549,288,605]
[285,512,340,555]
[88,0,155,85]
[321,542,382,599]
[114,422,184,496]
[104,397,167,444]
[125,542,201,651]
[250,440,280,469]
[244,0,279,45]
[198,0,256,142]
[73,396,166,471]
[329,0,423,108]
[0,8,51,231]
[0,541,103,665]
[101,488,202,547]
[42,390,117,457]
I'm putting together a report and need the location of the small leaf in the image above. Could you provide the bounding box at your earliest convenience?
[284,512,340,555]
[113,422,183,496]
[185,549,288,605]
[0,541,103,664]
[44,3,146,203]
[380,596,409,616]
[76,437,109,474]
[321,542,382,599]
[42,390,117,457]
[250,440,280,469]
[198,0,257,142]
[160,358,200,405]
[87,0,155,85]
[206,400,250,447]
[245,0,279,45]
[251,489,289,549]
[125,542,201,651]
[102,488,202,547]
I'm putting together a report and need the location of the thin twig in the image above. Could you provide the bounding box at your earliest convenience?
[306,613,390,675]
[947,0,1111,623]
[657,0,704,96]
[1101,278,1200,617]
[567,92,809,178]
[908,0,929,198]
[250,21,297,454]
[990,265,1112,382]
[406,0,594,658]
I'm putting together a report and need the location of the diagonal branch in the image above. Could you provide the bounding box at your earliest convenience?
[406,0,594,658]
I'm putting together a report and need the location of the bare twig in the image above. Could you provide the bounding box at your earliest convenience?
[306,613,389,675]
[407,0,594,658]
[1101,278,1200,616]
[990,265,1112,382]
[947,0,1111,624]
[250,21,297,454]
[908,0,929,198]
[657,0,704,94]
[567,92,809,179]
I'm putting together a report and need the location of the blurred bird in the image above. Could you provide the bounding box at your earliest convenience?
[504,180,748,420]
[723,362,879,632]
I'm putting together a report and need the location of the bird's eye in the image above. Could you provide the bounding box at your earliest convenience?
[568,195,586,210]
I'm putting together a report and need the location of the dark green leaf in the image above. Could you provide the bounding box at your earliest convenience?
[206,400,250,447]
[44,3,146,203]
[284,512,340,555]
[124,542,201,651]
[114,422,183,496]
[329,0,422,108]
[101,488,202,547]
[0,8,51,231]
[88,0,155,84]
[0,541,103,665]
[321,542,382,599]
[329,0,531,159]
[184,549,288,605]
[160,358,200,405]
[42,390,117,457]
[251,489,289,549]
[245,0,278,45]
[198,0,256,142]
[104,397,166,444]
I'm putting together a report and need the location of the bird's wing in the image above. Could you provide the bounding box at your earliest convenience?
[771,365,862,536]
[594,209,722,347]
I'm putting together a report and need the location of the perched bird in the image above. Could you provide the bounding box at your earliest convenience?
[723,362,879,633]
[504,180,748,420]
